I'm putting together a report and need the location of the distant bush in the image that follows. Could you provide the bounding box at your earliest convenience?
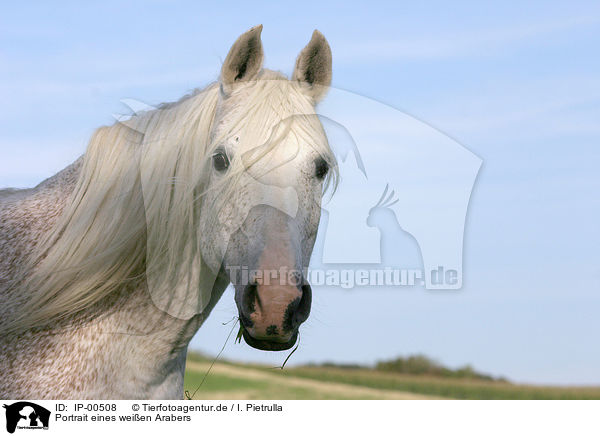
[306,361,367,370]
[375,354,502,381]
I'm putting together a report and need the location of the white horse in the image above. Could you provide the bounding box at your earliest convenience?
[0,25,336,399]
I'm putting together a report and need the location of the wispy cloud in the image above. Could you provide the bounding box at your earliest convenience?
[418,75,600,139]
[335,14,600,62]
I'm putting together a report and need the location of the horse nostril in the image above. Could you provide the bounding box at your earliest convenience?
[243,283,257,313]
[283,283,312,332]
[297,284,312,324]
[240,282,259,327]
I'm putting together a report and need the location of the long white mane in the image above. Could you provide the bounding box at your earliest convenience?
[3,71,337,334]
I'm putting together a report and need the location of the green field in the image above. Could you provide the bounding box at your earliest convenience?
[184,353,600,400]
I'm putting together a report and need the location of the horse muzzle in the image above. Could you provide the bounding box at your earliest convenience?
[237,281,311,351]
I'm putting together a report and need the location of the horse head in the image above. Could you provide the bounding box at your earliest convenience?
[197,26,335,350]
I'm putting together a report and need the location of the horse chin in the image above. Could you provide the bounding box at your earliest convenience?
[242,330,298,351]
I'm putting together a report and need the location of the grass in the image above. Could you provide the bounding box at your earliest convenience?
[265,367,600,400]
[184,370,268,392]
[184,352,600,400]
[183,354,373,399]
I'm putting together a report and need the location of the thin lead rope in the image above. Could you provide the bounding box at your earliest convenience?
[185,317,239,400]
[270,333,300,370]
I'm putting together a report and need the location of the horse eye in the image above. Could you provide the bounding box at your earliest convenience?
[212,151,230,172]
[315,157,329,180]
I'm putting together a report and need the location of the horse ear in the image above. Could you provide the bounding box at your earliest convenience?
[220,25,264,95]
[293,30,332,103]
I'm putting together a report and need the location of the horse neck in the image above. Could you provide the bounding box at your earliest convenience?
[0,157,229,398]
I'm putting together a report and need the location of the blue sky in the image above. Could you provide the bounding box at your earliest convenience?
[1,1,599,384]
